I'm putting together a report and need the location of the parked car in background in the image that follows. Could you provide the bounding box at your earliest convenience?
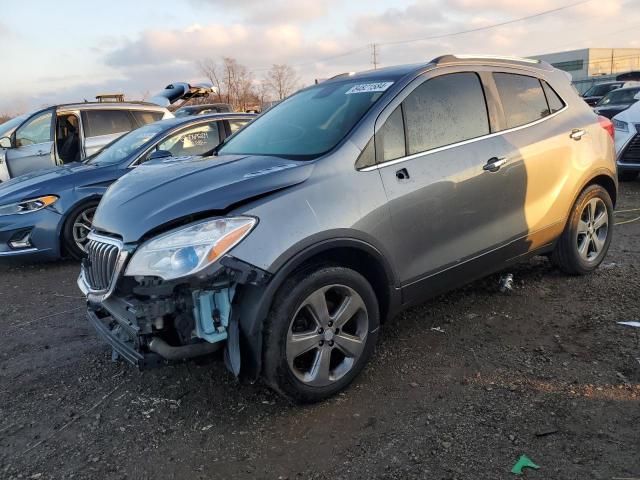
[79,55,617,403]
[174,103,233,117]
[0,103,172,182]
[581,81,624,106]
[0,113,254,260]
[593,85,640,119]
[612,100,640,181]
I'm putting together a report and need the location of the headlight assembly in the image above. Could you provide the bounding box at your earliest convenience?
[125,217,257,280]
[0,195,58,216]
[613,118,628,132]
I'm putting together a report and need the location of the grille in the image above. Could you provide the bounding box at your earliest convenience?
[620,133,640,164]
[84,237,121,291]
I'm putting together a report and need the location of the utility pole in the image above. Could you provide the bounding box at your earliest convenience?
[371,43,379,69]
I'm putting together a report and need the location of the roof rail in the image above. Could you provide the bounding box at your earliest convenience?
[432,54,553,70]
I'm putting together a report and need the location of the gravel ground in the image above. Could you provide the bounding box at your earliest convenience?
[1,182,639,480]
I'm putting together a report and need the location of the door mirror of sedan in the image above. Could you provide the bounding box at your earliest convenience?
[148,150,173,161]
[0,137,12,149]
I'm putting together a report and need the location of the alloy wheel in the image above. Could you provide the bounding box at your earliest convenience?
[576,198,608,262]
[72,207,96,253]
[286,284,369,387]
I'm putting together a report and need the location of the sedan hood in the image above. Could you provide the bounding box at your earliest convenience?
[0,162,111,204]
[93,154,315,243]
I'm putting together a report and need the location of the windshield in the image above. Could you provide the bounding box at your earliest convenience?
[218,79,394,159]
[584,84,619,97]
[597,88,640,106]
[0,115,27,138]
[86,123,165,165]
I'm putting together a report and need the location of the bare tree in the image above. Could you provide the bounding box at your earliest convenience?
[265,64,300,101]
[197,58,224,103]
[197,57,257,110]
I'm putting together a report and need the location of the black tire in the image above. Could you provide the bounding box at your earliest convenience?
[62,200,99,260]
[551,184,613,275]
[263,265,380,403]
[618,171,638,182]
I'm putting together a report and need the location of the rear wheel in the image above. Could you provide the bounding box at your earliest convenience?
[62,200,99,259]
[618,171,638,182]
[263,266,379,403]
[551,185,613,275]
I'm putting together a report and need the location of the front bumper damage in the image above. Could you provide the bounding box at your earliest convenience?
[79,255,271,375]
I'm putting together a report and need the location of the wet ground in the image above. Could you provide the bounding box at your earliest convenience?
[1,182,639,480]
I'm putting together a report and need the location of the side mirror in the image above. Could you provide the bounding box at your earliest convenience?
[148,150,173,161]
[0,137,11,149]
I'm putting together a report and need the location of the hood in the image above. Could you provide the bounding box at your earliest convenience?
[93,154,315,243]
[613,100,640,123]
[0,162,116,204]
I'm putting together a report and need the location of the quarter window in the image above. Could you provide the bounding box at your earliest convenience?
[493,73,550,128]
[82,110,135,138]
[541,81,565,114]
[15,110,53,146]
[380,106,406,162]
[403,72,490,155]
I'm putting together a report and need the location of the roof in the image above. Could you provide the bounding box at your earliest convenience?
[326,53,555,84]
[150,112,256,129]
[176,103,232,111]
[55,102,168,111]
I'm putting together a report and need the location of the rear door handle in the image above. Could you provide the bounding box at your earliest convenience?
[570,129,587,141]
[483,157,507,172]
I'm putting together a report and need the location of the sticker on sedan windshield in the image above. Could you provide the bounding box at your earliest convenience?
[345,82,394,94]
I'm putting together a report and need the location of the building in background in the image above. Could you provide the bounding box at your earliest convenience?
[531,48,640,93]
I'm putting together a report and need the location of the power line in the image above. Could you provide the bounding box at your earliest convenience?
[248,0,597,73]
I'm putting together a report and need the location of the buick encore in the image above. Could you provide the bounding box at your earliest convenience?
[79,55,617,403]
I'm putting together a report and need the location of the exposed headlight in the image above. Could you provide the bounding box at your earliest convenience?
[125,217,257,280]
[613,118,628,132]
[0,195,58,216]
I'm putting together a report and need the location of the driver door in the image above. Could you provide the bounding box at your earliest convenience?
[6,109,56,178]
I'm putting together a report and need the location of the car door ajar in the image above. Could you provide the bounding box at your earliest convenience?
[6,109,56,178]
[375,71,513,303]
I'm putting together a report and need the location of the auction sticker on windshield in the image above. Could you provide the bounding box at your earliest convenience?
[345,82,394,94]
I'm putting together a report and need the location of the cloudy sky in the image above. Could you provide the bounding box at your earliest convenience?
[1,0,638,113]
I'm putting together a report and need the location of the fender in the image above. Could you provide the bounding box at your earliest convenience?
[233,237,402,381]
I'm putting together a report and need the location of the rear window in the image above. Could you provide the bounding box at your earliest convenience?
[132,111,164,126]
[82,110,135,137]
[493,73,550,129]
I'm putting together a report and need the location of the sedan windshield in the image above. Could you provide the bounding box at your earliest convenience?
[218,78,394,159]
[86,123,165,165]
[584,83,619,97]
[597,88,640,106]
[0,115,27,138]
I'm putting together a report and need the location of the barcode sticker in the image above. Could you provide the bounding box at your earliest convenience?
[345,82,394,94]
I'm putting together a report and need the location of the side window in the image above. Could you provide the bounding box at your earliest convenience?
[541,81,565,114]
[82,110,135,137]
[379,105,406,161]
[493,73,550,129]
[229,119,250,134]
[156,122,221,157]
[132,111,164,126]
[403,72,489,155]
[15,110,53,146]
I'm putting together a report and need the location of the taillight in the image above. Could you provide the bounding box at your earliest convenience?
[598,115,615,140]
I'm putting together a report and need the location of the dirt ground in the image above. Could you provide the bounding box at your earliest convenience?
[1,182,639,480]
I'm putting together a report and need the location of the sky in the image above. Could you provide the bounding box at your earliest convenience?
[1,0,639,113]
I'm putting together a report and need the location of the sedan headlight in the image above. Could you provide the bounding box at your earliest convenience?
[0,195,58,216]
[125,217,257,280]
[613,118,629,132]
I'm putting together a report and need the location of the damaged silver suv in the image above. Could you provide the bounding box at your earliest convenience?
[79,55,617,403]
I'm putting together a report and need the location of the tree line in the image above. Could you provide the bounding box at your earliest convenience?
[197,58,300,111]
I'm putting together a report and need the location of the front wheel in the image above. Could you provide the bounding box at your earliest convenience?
[263,266,379,403]
[551,185,613,275]
[62,201,99,259]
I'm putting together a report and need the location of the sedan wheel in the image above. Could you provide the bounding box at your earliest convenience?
[72,207,96,253]
[286,285,369,387]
